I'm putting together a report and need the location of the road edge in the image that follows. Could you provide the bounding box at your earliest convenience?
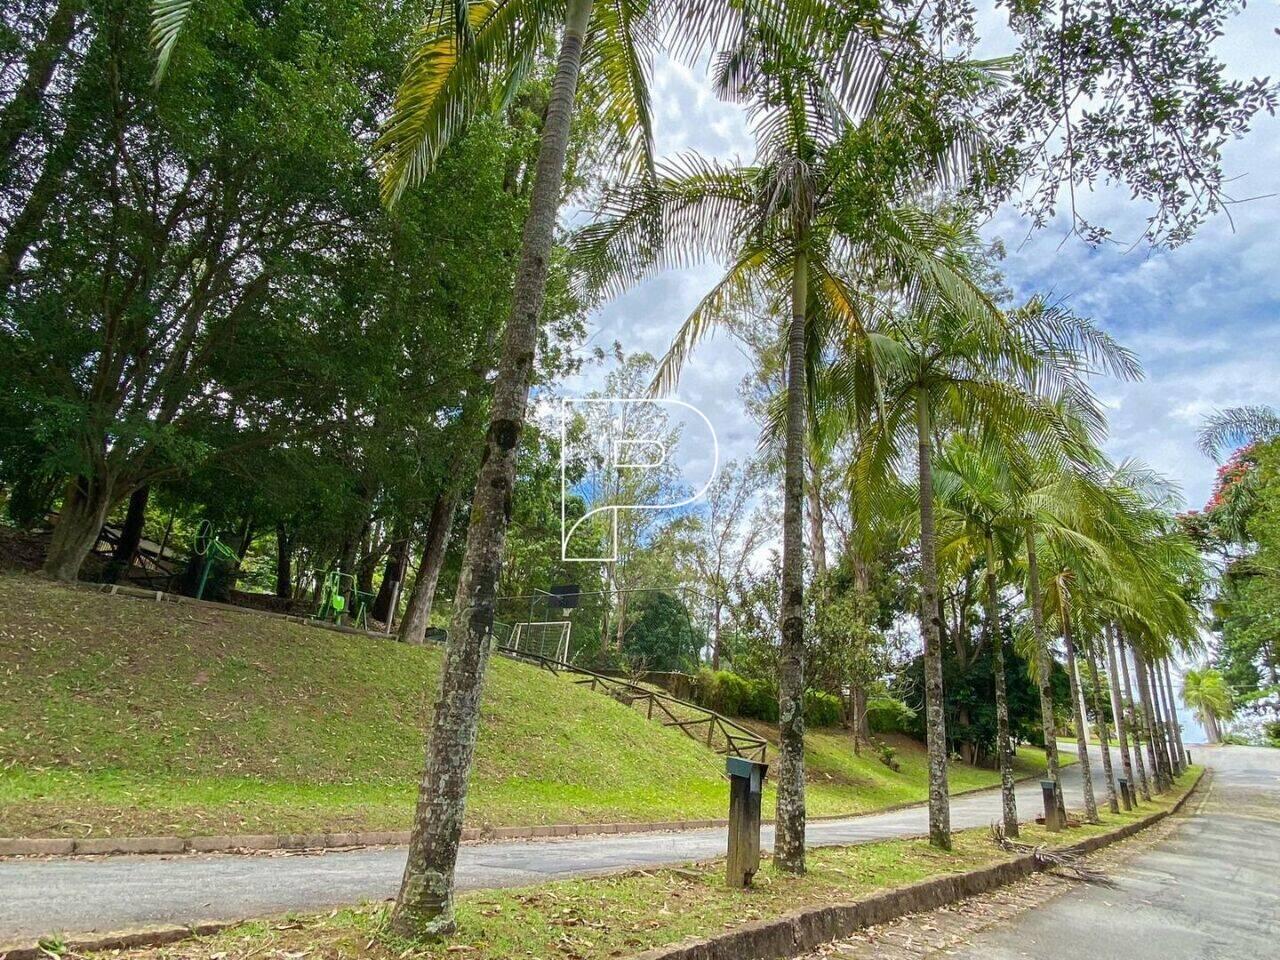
[627,767,1208,960]
[0,771,1064,859]
[0,769,1205,960]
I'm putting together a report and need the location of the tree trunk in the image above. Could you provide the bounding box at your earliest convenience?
[399,489,461,646]
[1061,605,1099,823]
[108,484,149,581]
[1104,624,1136,803]
[851,684,871,744]
[275,522,293,599]
[1203,710,1221,744]
[1147,657,1172,776]
[711,598,723,671]
[43,474,115,581]
[1087,641,1119,814]
[1132,644,1170,791]
[1161,659,1187,769]
[1024,525,1065,822]
[774,242,809,873]
[984,533,1018,836]
[1151,658,1180,776]
[0,0,82,172]
[916,388,950,850]
[1116,631,1151,800]
[373,530,412,623]
[389,0,594,936]
[807,460,827,580]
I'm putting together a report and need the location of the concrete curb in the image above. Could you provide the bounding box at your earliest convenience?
[627,768,1207,960]
[0,770,1064,859]
[0,770,1206,960]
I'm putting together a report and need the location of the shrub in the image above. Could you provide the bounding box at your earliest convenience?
[804,690,842,728]
[866,695,915,734]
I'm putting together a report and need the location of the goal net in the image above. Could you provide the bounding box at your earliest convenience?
[509,620,572,663]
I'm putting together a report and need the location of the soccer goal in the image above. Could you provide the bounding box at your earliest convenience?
[509,620,572,663]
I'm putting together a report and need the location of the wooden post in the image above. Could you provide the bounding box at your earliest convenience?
[1041,780,1062,832]
[726,757,767,888]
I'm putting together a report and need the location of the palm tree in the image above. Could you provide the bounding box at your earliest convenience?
[932,435,1023,836]
[1182,666,1234,743]
[574,19,999,859]
[1198,405,1280,462]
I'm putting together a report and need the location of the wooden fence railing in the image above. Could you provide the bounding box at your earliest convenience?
[497,646,767,763]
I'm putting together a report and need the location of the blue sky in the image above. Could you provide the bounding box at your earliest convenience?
[569,1,1280,517]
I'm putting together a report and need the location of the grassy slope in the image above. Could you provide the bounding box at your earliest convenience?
[0,574,1051,837]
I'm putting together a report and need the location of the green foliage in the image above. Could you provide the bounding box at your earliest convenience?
[621,591,705,673]
[866,696,917,735]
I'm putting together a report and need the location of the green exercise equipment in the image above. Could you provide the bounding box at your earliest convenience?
[314,569,372,629]
[193,520,237,601]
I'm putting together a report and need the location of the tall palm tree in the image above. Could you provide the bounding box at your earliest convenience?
[574,19,999,859]
[849,291,1135,844]
[1182,666,1234,743]
[932,435,1022,837]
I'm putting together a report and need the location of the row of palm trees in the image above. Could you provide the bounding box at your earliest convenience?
[148,0,1208,938]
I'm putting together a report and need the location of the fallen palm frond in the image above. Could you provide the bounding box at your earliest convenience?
[988,822,1115,886]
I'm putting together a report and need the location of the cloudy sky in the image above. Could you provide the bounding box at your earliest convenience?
[568,1,1280,517]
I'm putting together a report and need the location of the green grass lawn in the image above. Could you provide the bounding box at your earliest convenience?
[91,769,1202,960]
[0,574,1056,838]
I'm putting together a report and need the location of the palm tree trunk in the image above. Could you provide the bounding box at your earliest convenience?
[1147,657,1173,776]
[1116,630,1151,800]
[389,0,595,936]
[1085,641,1119,814]
[1104,624,1135,804]
[984,531,1018,837]
[1161,659,1187,769]
[1132,644,1170,791]
[1024,525,1065,823]
[1061,603,1098,823]
[807,458,828,579]
[916,387,950,850]
[1150,658,1179,776]
[774,243,809,873]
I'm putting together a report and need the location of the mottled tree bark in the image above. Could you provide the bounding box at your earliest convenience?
[400,483,463,646]
[916,389,951,849]
[1152,658,1180,776]
[1086,642,1119,814]
[807,462,827,579]
[984,532,1018,837]
[774,240,809,873]
[1061,606,1098,822]
[389,0,594,936]
[1024,526,1065,822]
[1116,631,1151,801]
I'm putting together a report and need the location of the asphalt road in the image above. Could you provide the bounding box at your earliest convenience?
[1,748,1095,941]
[922,745,1280,960]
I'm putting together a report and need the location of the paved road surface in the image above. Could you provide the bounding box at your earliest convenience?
[0,748,1095,940]
[896,745,1279,960]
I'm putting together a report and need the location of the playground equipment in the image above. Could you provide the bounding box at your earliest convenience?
[193,520,238,601]
[313,569,373,629]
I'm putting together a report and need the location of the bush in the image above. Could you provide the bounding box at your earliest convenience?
[804,690,842,728]
[866,696,915,734]
[686,670,840,726]
[690,669,777,722]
